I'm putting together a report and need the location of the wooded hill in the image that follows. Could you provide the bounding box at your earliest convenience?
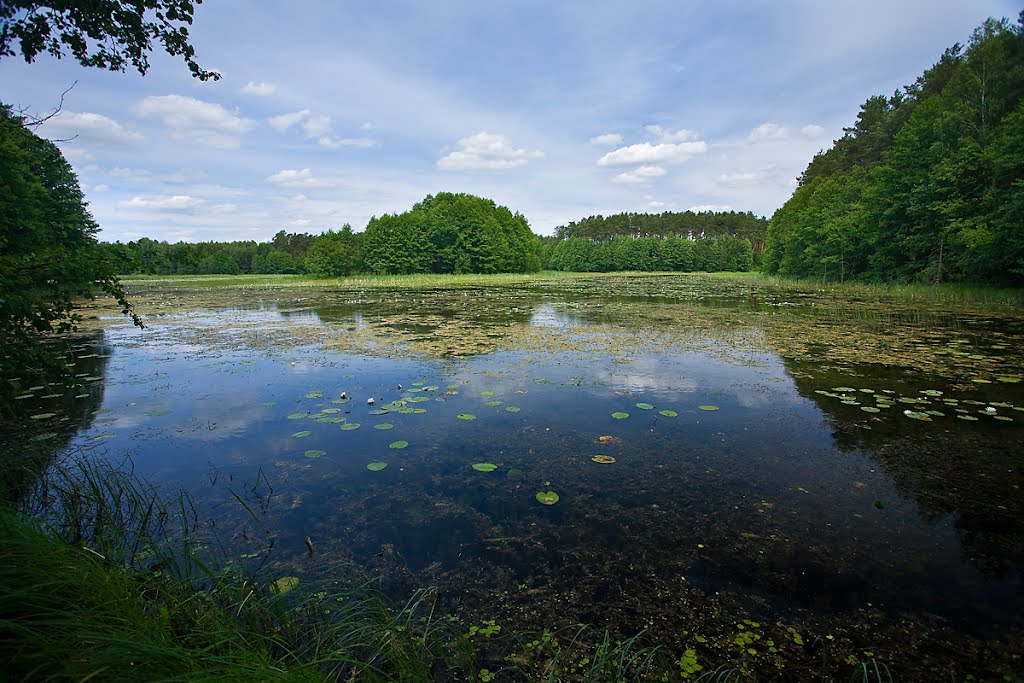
[764,15,1024,286]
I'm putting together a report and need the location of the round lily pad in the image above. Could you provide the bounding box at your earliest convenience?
[367,462,388,471]
[340,423,361,430]
[505,406,521,413]
[591,455,616,464]
[698,405,719,411]
[902,411,931,421]
[374,423,394,430]
[658,410,678,417]
[860,406,881,413]
[611,412,629,419]
[272,576,299,594]
[305,449,327,458]
[485,400,503,407]
[457,413,477,420]
[635,402,654,410]
[262,401,278,407]
[597,435,622,444]
[292,430,312,438]
[389,440,409,449]
[480,391,494,397]
[472,463,498,472]
[535,491,559,505]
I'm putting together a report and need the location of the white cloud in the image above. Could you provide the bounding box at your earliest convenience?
[612,165,667,184]
[437,132,543,171]
[688,204,733,213]
[266,168,330,188]
[360,122,376,131]
[59,146,96,162]
[801,124,826,138]
[240,81,277,96]
[135,95,253,149]
[268,109,311,131]
[589,133,623,147]
[302,114,332,138]
[597,141,706,167]
[40,110,144,147]
[645,125,697,143]
[318,136,377,149]
[748,122,787,142]
[121,195,204,211]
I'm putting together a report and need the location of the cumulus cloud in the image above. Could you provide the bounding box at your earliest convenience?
[302,115,332,138]
[589,133,623,146]
[266,168,330,188]
[748,122,787,142]
[268,109,311,131]
[612,165,667,184]
[135,95,253,149]
[40,110,144,147]
[597,141,706,167]
[437,132,543,171]
[801,124,826,138]
[240,81,277,96]
[645,125,698,143]
[120,195,204,211]
[318,136,377,149]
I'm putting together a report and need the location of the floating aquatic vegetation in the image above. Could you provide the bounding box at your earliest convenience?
[340,423,361,430]
[659,410,678,417]
[305,390,323,398]
[305,449,327,458]
[369,408,389,415]
[480,391,494,397]
[957,415,979,421]
[367,461,388,471]
[698,405,719,411]
[997,376,1021,383]
[636,402,654,410]
[457,413,477,420]
[292,430,312,438]
[30,413,56,420]
[611,412,629,419]
[374,423,394,430]
[591,455,616,464]
[389,440,409,449]
[505,468,523,480]
[407,397,430,403]
[262,401,278,407]
[93,432,115,439]
[597,435,622,444]
[472,463,498,472]
[535,491,559,505]
[272,576,299,594]
[321,408,341,414]
[505,406,521,412]
[902,411,931,421]
[145,409,171,416]
[485,400,503,406]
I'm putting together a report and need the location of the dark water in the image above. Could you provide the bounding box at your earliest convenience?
[27,278,1024,651]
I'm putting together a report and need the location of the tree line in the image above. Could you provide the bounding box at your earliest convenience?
[554,210,767,254]
[542,234,753,273]
[764,15,1024,286]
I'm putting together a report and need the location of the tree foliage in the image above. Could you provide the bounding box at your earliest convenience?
[546,235,753,273]
[766,15,1024,285]
[0,0,219,80]
[1,105,140,400]
[362,193,542,275]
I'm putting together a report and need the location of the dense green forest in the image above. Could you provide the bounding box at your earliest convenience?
[544,234,754,272]
[555,210,767,251]
[764,15,1024,285]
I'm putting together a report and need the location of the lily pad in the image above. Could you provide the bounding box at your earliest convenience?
[996,376,1021,383]
[292,430,312,438]
[860,406,881,413]
[535,491,560,505]
[698,405,719,411]
[305,390,323,399]
[145,409,171,416]
[658,410,678,417]
[369,408,389,415]
[902,411,931,421]
[635,402,654,410]
[262,401,278,407]
[340,423,361,430]
[505,406,521,413]
[480,391,494,397]
[374,423,394,430]
[457,413,477,420]
[472,463,498,472]
[485,400,503,407]
[30,413,57,420]
[272,576,300,594]
[611,412,629,419]
[597,435,622,444]
[591,455,616,464]
[304,449,327,458]
[367,461,388,471]
[389,440,409,449]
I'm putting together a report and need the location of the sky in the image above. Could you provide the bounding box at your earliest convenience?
[1,0,1019,242]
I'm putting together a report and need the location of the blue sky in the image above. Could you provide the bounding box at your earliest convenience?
[2,0,1018,242]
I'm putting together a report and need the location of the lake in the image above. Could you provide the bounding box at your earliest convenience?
[23,273,1024,679]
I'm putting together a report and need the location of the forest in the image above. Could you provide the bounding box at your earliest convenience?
[763,15,1024,286]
